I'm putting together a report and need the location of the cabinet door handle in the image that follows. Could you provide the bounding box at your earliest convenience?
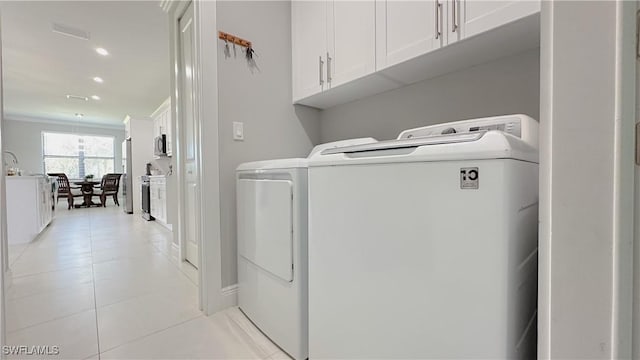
[327,52,332,83]
[319,56,324,86]
[435,1,442,39]
[452,0,458,32]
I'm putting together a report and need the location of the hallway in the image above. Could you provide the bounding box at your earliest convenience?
[6,205,286,359]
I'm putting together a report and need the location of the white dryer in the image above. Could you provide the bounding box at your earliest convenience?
[307,114,539,359]
[236,138,376,360]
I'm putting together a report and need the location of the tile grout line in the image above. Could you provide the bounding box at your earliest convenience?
[146,228,199,287]
[4,207,98,336]
[88,209,102,360]
[10,264,93,279]
[94,218,204,355]
[5,307,97,335]
[97,313,205,355]
[6,280,94,302]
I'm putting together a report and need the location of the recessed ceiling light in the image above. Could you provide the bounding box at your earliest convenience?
[93,77,103,83]
[95,47,109,56]
[75,113,84,118]
[91,95,100,100]
[66,94,88,101]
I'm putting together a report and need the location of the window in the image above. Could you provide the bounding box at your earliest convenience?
[43,132,115,179]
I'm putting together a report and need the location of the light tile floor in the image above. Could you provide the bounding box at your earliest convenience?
[6,204,288,360]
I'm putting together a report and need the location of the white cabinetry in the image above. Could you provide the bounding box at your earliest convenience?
[124,118,131,139]
[6,176,53,244]
[151,97,172,157]
[377,0,540,67]
[329,1,376,88]
[149,175,169,228]
[292,0,540,108]
[375,0,442,69]
[460,1,540,39]
[292,0,327,100]
[292,0,376,101]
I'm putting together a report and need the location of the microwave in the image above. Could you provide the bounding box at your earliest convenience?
[154,134,167,156]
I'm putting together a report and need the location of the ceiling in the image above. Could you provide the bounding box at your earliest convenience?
[0,1,170,128]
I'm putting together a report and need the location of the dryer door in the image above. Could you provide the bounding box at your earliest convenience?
[237,179,294,282]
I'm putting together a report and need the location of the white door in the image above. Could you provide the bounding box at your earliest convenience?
[237,179,294,282]
[292,0,327,101]
[327,0,376,88]
[179,2,200,268]
[376,0,442,69]
[460,0,540,39]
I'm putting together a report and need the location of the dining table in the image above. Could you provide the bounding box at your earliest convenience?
[73,180,101,208]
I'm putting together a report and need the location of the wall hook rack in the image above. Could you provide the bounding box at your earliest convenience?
[218,31,252,49]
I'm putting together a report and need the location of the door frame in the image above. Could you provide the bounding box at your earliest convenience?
[538,1,637,358]
[0,11,7,348]
[166,0,226,315]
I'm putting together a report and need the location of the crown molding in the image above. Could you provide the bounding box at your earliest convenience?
[4,114,125,131]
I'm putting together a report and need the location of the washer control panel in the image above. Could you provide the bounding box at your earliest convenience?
[397,114,538,148]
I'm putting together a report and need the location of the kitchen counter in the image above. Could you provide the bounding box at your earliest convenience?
[6,175,54,244]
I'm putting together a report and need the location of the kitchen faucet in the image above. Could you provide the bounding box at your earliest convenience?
[4,151,18,167]
[4,151,20,175]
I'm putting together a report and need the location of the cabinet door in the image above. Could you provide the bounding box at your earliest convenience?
[152,117,159,138]
[150,181,158,216]
[159,185,167,223]
[327,0,376,88]
[460,0,539,39]
[165,107,172,156]
[376,0,442,69]
[125,121,131,139]
[161,111,168,135]
[292,0,328,101]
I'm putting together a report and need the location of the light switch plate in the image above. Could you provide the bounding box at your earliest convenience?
[233,122,244,141]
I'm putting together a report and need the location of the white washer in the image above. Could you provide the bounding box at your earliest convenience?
[236,138,376,360]
[307,114,539,359]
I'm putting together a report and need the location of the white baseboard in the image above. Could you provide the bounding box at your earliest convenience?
[221,284,238,308]
[155,220,173,232]
[170,242,180,263]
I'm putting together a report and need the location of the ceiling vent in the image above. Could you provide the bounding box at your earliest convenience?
[66,94,88,101]
[52,23,90,41]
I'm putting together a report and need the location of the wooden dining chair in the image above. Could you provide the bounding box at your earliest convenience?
[47,173,83,210]
[93,173,123,207]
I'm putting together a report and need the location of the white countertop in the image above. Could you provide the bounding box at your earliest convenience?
[6,175,50,180]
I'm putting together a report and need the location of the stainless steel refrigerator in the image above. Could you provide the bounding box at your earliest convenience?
[122,138,133,214]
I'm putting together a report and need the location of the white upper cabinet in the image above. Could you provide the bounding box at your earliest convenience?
[292,0,328,101]
[151,97,172,157]
[292,0,540,108]
[376,0,442,69]
[460,1,540,39]
[328,1,376,88]
[293,0,376,100]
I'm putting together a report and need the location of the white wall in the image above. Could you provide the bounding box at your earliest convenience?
[216,1,321,288]
[320,50,540,142]
[3,118,125,176]
[127,117,154,215]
